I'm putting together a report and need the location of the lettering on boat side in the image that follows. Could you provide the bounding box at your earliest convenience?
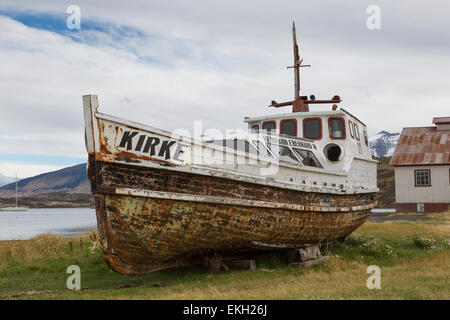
[266,135,316,150]
[183,304,268,317]
[117,130,187,162]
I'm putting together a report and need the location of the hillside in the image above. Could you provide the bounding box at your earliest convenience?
[0,163,90,198]
[0,193,94,208]
[374,157,395,208]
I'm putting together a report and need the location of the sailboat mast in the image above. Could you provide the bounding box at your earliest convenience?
[15,172,18,207]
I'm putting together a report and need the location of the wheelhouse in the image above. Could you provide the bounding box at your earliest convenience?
[243,108,373,166]
[201,20,377,193]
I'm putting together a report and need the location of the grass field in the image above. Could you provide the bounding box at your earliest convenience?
[0,211,449,300]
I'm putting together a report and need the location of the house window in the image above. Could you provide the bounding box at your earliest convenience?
[348,120,354,138]
[280,119,297,136]
[415,169,431,187]
[303,118,322,140]
[251,124,259,133]
[262,121,276,133]
[328,117,346,139]
[363,130,368,146]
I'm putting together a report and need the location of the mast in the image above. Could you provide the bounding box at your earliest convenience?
[269,22,341,112]
[15,172,18,208]
[292,22,300,100]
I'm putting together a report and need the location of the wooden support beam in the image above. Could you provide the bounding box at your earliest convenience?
[289,256,329,267]
[225,259,256,271]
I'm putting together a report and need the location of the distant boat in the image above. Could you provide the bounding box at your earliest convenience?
[0,173,28,211]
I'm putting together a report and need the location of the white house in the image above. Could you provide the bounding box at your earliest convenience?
[390,117,450,213]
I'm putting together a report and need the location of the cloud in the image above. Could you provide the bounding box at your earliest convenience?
[0,162,65,180]
[0,173,15,187]
[0,0,449,170]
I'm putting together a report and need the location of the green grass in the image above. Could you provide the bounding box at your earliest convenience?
[1,212,449,300]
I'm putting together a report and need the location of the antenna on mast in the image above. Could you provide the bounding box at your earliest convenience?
[269,22,341,112]
[289,21,310,99]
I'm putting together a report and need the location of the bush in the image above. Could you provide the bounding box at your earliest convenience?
[331,235,396,257]
[31,234,65,256]
[89,231,102,255]
[413,232,440,250]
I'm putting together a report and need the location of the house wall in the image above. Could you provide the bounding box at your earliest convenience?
[394,165,450,212]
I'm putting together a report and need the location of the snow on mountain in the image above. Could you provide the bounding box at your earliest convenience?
[369,131,400,158]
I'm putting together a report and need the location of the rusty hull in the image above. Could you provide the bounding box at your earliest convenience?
[90,158,376,274]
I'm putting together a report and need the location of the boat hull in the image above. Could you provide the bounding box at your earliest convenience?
[0,207,28,211]
[91,159,375,274]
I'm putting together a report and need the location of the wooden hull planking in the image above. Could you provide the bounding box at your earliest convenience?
[91,159,375,274]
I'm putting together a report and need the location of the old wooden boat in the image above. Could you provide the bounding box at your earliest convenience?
[83,23,377,274]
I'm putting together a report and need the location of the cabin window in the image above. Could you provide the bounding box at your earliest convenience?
[293,148,323,168]
[240,140,259,155]
[251,124,259,133]
[280,119,297,136]
[262,121,276,133]
[324,143,341,161]
[303,118,322,140]
[252,140,272,158]
[354,123,360,140]
[214,139,259,156]
[348,120,354,138]
[278,146,300,164]
[265,143,299,164]
[328,117,346,139]
[415,170,431,187]
[363,130,368,146]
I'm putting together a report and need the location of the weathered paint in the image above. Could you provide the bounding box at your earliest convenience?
[89,158,376,274]
[83,86,378,274]
[114,187,376,212]
[95,193,371,274]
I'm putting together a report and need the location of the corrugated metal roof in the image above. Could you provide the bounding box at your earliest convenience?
[433,117,450,124]
[390,126,450,166]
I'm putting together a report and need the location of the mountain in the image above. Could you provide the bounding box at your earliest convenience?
[369,131,400,158]
[0,163,90,198]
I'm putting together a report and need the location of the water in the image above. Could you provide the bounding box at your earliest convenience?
[0,208,97,240]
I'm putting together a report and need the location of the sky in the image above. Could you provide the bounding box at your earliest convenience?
[0,0,449,184]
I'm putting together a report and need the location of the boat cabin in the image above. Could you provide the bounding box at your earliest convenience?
[243,108,372,171]
[205,21,377,194]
